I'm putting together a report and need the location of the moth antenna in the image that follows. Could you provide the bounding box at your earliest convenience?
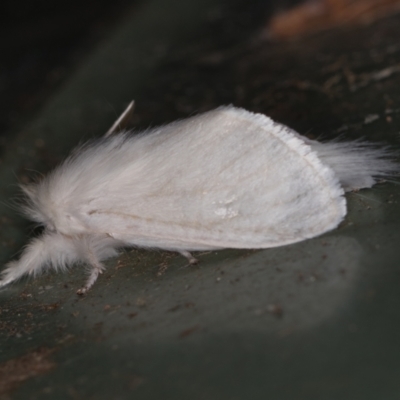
[104,100,135,137]
[350,191,383,205]
[383,179,400,186]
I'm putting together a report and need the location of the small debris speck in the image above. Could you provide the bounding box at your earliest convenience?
[364,114,379,124]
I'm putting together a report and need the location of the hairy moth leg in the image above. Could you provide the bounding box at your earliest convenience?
[0,233,81,288]
[76,247,105,295]
[179,250,198,265]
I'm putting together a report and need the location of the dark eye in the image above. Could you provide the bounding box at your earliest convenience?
[32,225,45,235]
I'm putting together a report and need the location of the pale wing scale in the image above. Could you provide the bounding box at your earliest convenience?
[68,107,346,249]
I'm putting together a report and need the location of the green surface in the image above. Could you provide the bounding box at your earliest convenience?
[1,1,400,399]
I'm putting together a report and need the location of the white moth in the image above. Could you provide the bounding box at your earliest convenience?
[0,105,397,294]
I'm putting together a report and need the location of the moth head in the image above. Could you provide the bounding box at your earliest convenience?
[20,183,86,235]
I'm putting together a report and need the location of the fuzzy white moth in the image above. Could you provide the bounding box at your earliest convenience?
[0,106,397,294]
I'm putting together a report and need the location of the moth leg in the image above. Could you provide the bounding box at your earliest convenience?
[0,233,79,289]
[76,266,103,295]
[179,250,198,265]
[76,248,105,295]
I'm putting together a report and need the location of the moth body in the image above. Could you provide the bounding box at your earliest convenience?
[0,106,397,293]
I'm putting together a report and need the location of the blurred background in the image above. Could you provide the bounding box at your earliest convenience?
[0,0,136,139]
[2,0,400,142]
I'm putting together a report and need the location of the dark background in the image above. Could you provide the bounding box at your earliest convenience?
[0,0,303,142]
[0,0,136,139]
